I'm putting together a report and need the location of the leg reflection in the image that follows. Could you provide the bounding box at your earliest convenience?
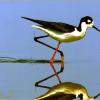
[35,61,64,89]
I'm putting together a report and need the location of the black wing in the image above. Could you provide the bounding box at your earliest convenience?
[36,92,76,100]
[21,17,75,33]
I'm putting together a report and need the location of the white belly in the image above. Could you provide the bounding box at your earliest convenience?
[32,25,86,42]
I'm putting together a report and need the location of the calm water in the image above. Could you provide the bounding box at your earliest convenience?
[0,61,100,100]
[0,0,100,100]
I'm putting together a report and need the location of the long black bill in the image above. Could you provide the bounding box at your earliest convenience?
[94,93,100,99]
[93,26,100,32]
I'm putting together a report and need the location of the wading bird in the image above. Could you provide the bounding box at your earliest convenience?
[33,82,100,100]
[22,16,100,85]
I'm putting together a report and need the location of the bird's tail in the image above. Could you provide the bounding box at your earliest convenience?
[21,17,36,22]
[21,17,47,25]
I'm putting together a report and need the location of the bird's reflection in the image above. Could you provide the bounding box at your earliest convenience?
[33,82,100,100]
[34,59,63,89]
[34,62,100,100]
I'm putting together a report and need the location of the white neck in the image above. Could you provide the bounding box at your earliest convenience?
[81,22,88,33]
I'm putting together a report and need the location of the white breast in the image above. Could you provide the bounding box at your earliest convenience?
[32,25,87,42]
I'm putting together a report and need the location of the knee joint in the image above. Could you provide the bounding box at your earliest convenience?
[35,82,39,87]
[59,51,64,56]
[34,37,38,42]
[60,67,64,72]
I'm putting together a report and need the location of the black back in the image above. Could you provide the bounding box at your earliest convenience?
[22,17,75,33]
[39,93,76,100]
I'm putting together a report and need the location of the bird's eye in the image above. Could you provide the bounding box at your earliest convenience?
[87,19,91,24]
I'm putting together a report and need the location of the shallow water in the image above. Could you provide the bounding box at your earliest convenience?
[0,60,100,100]
[0,0,100,100]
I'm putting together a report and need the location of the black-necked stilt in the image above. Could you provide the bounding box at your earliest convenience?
[33,82,100,100]
[22,16,100,85]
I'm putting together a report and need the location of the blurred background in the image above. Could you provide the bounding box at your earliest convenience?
[0,0,100,100]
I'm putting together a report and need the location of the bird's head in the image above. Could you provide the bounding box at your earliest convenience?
[79,16,100,32]
[80,16,94,28]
